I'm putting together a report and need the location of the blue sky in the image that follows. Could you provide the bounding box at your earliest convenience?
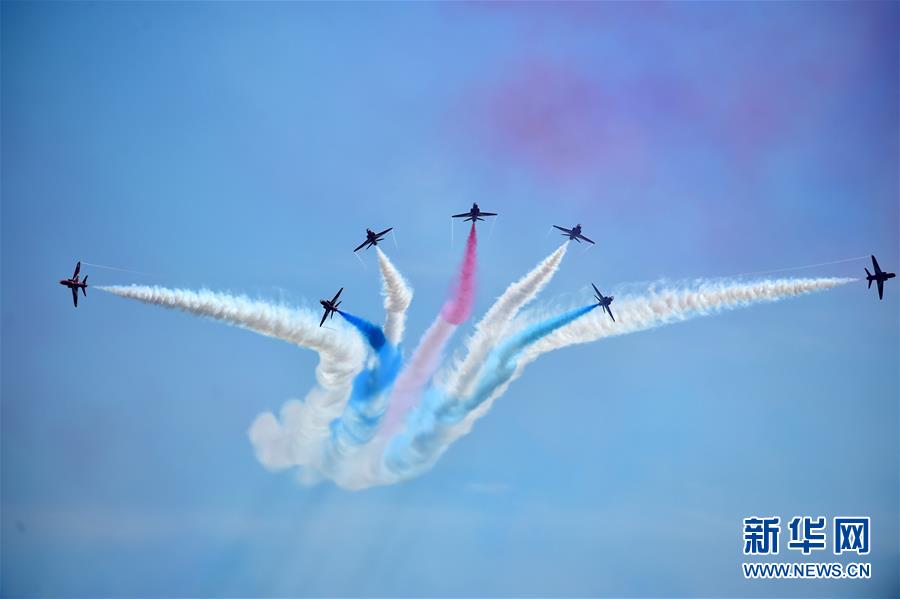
[2,2,897,596]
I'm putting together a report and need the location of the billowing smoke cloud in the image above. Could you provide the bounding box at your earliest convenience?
[100,263,856,490]
[246,253,411,477]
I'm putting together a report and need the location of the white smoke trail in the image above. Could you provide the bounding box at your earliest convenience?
[376,248,413,345]
[98,285,366,471]
[444,277,857,444]
[524,277,856,358]
[441,243,568,401]
[98,285,364,384]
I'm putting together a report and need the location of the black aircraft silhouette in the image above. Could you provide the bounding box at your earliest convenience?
[592,283,615,322]
[319,287,343,326]
[865,255,895,300]
[353,227,393,252]
[554,224,595,244]
[452,203,497,222]
[59,261,88,307]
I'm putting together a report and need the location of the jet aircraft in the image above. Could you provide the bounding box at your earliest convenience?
[592,283,615,322]
[319,287,343,326]
[59,261,88,307]
[554,224,595,244]
[865,255,895,300]
[353,227,393,252]
[452,203,497,222]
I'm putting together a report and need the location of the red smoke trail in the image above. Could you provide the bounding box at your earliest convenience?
[441,223,477,324]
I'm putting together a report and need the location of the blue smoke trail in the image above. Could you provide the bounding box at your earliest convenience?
[338,310,387,351]
[330,343,401,446]
[328,311,401,461]
[384,303,599,478]
[448,302,599,419]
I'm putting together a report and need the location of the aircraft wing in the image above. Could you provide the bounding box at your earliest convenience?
[73,261,81,278]
[872,255,882,275]
[376,227,393,237]
[319,310,329,327]
[577,233,596,244]
[452,212,473,219]
[878,279,885,300]
[332,287,343,303]
[553,225,573,235]
[353,240,369,252]
[592,283,601,296]
[71,287,78,307]
[606,305,615,322]
[479,212,497,217]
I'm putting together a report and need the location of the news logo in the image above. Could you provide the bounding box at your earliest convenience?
[741,515,872,580]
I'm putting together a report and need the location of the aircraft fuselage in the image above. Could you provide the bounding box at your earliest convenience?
[452,203,496,222]
[59,278,86,290]
[867,272,896,284]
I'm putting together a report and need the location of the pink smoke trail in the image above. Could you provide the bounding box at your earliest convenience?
[379,223,478,436]
[378,319,457,436]
[441,223,477,324]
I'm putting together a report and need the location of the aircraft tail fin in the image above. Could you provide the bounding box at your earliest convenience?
[865,268,872,287]
[82,276,88,295]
